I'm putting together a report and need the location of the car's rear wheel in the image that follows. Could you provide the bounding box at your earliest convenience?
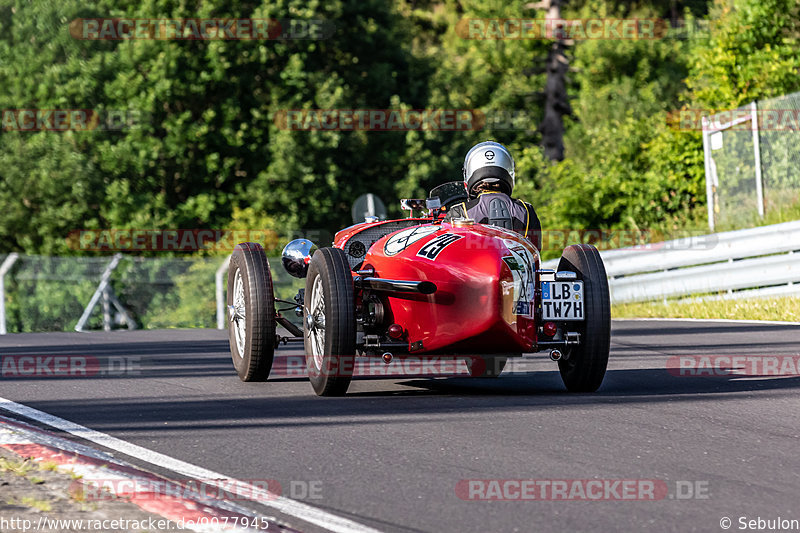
[556,244,610,392]
[228,242,276,381]
[304,247,356,396]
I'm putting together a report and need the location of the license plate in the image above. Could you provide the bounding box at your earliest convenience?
[541,281,584,321]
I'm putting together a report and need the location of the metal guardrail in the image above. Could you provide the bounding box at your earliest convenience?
[542,220,800,303]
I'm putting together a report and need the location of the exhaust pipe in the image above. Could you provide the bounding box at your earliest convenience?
[549,349,563,362]
[356,277,437,295]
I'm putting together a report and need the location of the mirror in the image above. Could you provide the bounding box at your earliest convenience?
[400,198,428,211]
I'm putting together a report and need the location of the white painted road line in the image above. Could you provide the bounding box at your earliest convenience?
[0,397,384,533]
[0,416,273,532]
[613,317,800,326]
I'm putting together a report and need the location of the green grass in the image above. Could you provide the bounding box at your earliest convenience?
[714,195,800,233]
[39,461,59,472]
[19,496,52,512]
[612,296,800,322]
[0,456,35,476]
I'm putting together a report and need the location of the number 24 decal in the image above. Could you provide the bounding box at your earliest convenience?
[417,234,463,260]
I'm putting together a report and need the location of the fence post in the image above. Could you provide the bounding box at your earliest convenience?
[216,255,231,329]
[0,253,20,335]
[701,116,715,231]
[75,253,123,332]
[102,289,112,331]
[751,101,765,218]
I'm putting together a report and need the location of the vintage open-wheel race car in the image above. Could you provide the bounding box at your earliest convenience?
[226,181,610,396]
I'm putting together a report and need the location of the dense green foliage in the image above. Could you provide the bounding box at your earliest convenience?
[2,0,799,254]
[1,0,799,329]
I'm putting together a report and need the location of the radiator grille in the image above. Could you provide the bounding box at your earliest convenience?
[342,220,426,270]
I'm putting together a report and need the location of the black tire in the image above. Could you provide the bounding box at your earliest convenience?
[556,244,610,392]
[304,247,356,396]
[466,356,508,378]
[227,242,276,382]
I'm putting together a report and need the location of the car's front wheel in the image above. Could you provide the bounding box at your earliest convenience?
[304,247,356,396]
[227,242,276,382]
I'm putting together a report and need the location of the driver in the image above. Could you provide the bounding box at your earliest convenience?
[445,141,542,250]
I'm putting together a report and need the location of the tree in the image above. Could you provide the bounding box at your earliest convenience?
[0,0,431,252]
[529,0,573,161]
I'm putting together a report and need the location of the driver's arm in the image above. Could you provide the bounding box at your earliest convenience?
[522,201,542,251]
[442,202,468,223]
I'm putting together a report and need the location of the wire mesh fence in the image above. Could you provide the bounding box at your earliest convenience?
[758,91,800,217]
[0,254,302,333]
[705,106,759,229]
[704,91,800,230]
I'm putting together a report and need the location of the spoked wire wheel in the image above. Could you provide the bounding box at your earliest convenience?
[307,274,326,371]
[303,247,356,396]
[227,242,276,381]
[231,268,247,356]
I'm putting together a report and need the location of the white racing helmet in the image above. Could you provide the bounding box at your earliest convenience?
[462,141,515,197]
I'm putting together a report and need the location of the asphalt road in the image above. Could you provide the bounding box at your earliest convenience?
[1,320,800,533]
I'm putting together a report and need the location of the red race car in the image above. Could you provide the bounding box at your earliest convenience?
[227,182,610,396]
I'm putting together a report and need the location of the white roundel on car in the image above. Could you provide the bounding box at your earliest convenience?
[502,239,536,317]
[383,225,439,256]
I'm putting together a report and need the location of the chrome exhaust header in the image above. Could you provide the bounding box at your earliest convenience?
[355,277,437,295]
